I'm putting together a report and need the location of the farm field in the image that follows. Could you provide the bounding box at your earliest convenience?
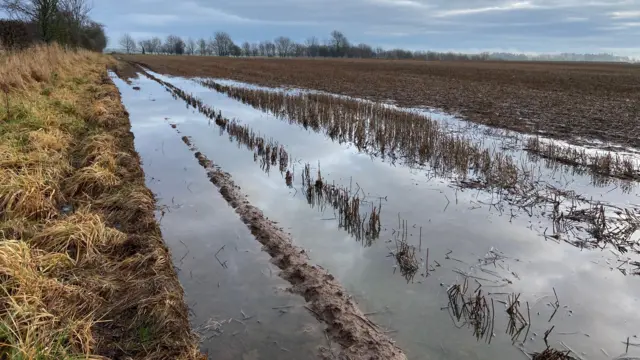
[123,55,640,148]
[107,57,640,360]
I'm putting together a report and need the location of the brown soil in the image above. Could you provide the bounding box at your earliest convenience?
[176,132,406,360]
[123,55,640,148]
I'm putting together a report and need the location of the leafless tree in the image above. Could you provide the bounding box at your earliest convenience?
[212,31,234,56]
[198,37,207,55]
[305,36,319,57]
[258,41,266,56]
[149,36,161,54]
[138,38,151,54]
[185,37,196,55]
[293,43,306,57]
[250,42,259,56]
[274,36,292,57]
[119,32,136,54]
[164,34,184,55]
[264,40,276,57]
[241,41,251,56]
[330,30,349,57]
[1,0,61,42]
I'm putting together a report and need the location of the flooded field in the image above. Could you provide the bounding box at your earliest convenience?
[113,65,640,359]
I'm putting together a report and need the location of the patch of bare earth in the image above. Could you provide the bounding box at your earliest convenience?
[124,55,640,148]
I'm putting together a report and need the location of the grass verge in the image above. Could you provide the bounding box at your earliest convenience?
[0,45,201,359]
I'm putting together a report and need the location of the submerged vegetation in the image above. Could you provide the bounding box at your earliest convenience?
[199,79,521,188]
[525,136,640,182]
[129,63,640,256]
[197,79,640,254]
[132,64,385,244]
[0,46,199,359]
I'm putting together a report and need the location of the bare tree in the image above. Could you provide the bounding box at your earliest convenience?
[330,30,349,57]
[305,36,319,57]
[274,36,293,57]
[164,34,184,55]
[138,39,151,54]
[149,36,161,54]
[119,32,136,54]
[250,42,259,56]
[241,41,251,56]
[185,37,196,55]
[1,0,62,42]
[264,40,276,57]
[57,0,91,44]
[198,38,207,55]
[212,31,234,56]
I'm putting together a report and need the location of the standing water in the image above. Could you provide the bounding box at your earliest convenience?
[113,69,640,360]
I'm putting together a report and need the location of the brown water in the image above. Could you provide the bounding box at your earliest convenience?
[114,71,640,360]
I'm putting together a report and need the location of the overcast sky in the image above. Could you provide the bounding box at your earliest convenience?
[93,0,640,56]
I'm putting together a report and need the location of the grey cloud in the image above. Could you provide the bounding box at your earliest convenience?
[94,0,640,56]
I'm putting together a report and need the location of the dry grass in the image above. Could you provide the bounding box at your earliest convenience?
[200,79,520,188]
[526,137,639,182]
[446,278,494,343]
[531,348,576,360]
[0,45,201,359]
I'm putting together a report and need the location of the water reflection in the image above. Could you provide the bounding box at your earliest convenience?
[111,73,328,359]
[122,71,640,360]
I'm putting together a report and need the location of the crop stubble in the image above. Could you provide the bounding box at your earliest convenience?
[123,55,640,148]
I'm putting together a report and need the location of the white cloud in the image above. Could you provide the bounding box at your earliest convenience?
[609,10,640,19]
[434,1,538,17]
[564,16,589,22]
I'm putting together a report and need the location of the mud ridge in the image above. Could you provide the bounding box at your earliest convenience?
[178,132,406,359]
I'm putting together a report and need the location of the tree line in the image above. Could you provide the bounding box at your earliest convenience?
[0,0,107,52]
[120,30,634,63]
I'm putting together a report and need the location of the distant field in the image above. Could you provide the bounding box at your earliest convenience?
[124,55,640,147]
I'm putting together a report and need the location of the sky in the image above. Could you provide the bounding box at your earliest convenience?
[91,0,640,57]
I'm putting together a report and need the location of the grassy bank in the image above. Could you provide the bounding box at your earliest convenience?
[0,45,200,359]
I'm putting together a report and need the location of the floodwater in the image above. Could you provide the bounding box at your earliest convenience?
[111,73,331,360]
[114,70,640,360]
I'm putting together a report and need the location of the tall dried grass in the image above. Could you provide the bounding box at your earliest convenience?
[200,80,520,188]
[0,45,200,359]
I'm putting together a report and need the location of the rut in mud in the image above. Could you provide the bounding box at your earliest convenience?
[176,130,406,359]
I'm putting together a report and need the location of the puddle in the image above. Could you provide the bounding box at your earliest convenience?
[111,74,330,359]
[117,71,640,359]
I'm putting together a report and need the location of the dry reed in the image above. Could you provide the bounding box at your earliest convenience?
[446,278,494,343]
[531,348,576,360]
[137,65,385,245]
[526,137,639,182]
[199,79,520,189]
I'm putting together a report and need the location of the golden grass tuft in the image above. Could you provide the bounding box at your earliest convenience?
[0,168,61,220]
[31,210,126,262]
[65,164,121,197]
[28,128,71,152]
[0,240,100,359]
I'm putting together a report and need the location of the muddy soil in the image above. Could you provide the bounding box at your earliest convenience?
[122,55,640,148]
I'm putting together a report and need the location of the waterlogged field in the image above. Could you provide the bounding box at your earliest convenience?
[113,59,640,360]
